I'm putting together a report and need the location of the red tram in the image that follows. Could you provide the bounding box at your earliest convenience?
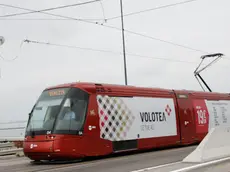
[23,82,230,161]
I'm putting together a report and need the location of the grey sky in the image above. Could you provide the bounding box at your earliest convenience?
[0,0,230,122]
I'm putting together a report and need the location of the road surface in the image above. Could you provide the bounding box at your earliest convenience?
[0,146,196,172]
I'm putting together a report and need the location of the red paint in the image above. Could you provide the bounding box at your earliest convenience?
[23,82,230,161]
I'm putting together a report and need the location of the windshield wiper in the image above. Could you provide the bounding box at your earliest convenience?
[31,130,35,138]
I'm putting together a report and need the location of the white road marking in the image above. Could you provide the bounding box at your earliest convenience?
[130,161,182,172]
[171,157,230,172]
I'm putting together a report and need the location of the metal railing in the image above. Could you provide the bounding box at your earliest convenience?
[0,142,23,156]
[0,121,26,156]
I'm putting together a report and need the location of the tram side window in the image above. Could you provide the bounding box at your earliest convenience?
[54,88,89,133]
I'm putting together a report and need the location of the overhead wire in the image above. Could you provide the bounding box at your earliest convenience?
[106,0,203,21]
[23,39,199,64]
[0,1,228,89]
[0,0,202,21]
[1,1,228,69]
[0,18,105,21]
[23,39,122,55]
[123,30,209,54]
[0,40,25,61]
[99,0,107,23]
[0,3,210,55]
[0,3,106,25]
[0,0,101,18]
[22,39,230,69]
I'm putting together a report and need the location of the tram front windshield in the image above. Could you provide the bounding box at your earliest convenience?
[26,87,89,136]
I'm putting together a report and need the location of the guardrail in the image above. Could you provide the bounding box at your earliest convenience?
[0,148,23,156]
[0,142,23,156]
[0,142,14,149]
[0,121,27,156]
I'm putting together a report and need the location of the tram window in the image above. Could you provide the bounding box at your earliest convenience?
[54,88,89,133]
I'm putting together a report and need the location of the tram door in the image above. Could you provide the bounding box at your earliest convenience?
[176,93,196,144]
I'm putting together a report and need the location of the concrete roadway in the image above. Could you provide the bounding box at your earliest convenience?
[189,160,230,172]
[2,145,230,172]
[0,145,196,172]
[140,159,230,172]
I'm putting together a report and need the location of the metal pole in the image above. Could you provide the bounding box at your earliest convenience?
[119,0,128,85]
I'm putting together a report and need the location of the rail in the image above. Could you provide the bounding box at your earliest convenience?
[0,142,23,156]
[0,121,26,156]
[0,142,14,148]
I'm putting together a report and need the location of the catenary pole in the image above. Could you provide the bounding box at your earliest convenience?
[119,0,128,85]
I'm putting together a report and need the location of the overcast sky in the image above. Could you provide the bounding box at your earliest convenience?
[0,0,230,122]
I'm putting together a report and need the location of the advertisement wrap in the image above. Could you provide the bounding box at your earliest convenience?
[193,99,230,133]
[96,95,177,141]
[206,100,230,130]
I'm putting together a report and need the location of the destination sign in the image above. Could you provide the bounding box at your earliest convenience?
[48,89,66,96]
